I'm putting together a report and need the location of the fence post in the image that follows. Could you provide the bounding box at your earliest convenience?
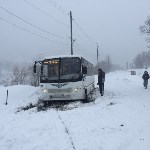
[6,90,8,105]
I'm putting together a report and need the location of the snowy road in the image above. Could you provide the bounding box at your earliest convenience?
[0,69,150,150]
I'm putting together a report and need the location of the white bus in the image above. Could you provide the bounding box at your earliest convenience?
[34,55,95,102]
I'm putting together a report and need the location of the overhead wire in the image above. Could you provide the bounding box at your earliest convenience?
[21,0,98,53]
[0,17,69,45]
[43,0,97,47]
[22,0,69,28]
[73,19,96,46]
[47,0,68,16]
[45,0,83,39]
[0,6,69,39]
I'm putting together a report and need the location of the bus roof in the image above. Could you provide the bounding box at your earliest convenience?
[43,55,82,60]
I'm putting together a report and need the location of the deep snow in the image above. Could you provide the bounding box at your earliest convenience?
[0,69,150,150]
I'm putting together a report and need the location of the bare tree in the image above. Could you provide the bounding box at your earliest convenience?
[94,56,114,73]
[133,50,150,69]
[140,16,150,35]
[11,64,29,85]
[11,64,20,85]
[134,54,143,69]
[27,62,41,87]
[140,16,150,47]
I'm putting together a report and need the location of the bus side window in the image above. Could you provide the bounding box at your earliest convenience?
[82,65,87,74]
[54,66,59,77]
[61,64,69,75]
[41,65,43,74]
[33,64,36,73]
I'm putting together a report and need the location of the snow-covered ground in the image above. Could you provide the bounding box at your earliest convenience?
[0,69,150,150]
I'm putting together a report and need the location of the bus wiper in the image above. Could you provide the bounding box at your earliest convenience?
[70,74,78,80]
[69,70,80,80]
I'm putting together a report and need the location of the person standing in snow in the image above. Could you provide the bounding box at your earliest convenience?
[142,71,149,89]
[97,68,105,96]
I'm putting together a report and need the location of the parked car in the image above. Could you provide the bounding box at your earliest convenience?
[131,70,136,75]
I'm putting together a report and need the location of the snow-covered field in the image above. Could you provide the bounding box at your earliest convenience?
[0,69,150,150]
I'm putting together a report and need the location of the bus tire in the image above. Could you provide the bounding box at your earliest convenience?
[82,89,93,103]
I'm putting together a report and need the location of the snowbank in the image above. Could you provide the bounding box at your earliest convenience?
[0,69,150,150]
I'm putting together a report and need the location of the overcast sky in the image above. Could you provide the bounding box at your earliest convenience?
[0,0,150,66]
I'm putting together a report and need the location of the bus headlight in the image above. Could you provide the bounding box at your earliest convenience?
[43,89,48,93]
[74,88,80,92]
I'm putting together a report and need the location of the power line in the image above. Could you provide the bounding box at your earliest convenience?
[0,17,69,45]
[47,0,68,16]
[73,19,96,46]
[0,6,69,39]
[22,0,97,52]
[31,0,96,48]
[22,0,69,28]
[46,1,84,40]
[46,1,83,40]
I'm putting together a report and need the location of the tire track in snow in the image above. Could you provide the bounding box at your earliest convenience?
[56,113,77,150]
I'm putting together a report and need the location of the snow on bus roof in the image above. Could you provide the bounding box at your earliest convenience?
[44,55,82,60]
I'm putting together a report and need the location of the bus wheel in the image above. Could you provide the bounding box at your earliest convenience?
[82,89,93,103]
[82,94,94,103]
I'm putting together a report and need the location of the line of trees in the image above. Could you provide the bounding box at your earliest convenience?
[139,16,150,46]
[11,63,40,86]
[94,55,122,74]
[131,51,150,69]
[130,16,150,69]
[0,62,40,87]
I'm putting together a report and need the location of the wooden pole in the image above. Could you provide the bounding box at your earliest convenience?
[70,11,73,55]
[6,90,8,105]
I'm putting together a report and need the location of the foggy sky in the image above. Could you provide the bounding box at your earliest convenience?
[0,0,150,66]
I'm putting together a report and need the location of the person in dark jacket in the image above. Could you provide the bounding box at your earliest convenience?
[97,68,105,96]
[142,71,149,88]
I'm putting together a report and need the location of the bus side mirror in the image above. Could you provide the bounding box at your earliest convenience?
[82,66,87,74]
[41,65,43,74]
[33,62,36,73]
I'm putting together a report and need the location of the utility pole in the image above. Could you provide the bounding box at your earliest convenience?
[108,55,110,73]
[97,43,99,70]
[0,62,1,78]
[70,11,73,55]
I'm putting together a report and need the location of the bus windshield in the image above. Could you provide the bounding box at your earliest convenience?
[41,57,81,82]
